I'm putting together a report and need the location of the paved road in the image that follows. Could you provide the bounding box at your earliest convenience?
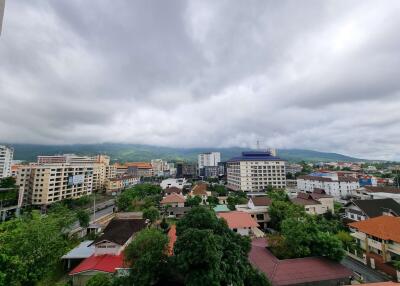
[70,205,114,230]
[341,256,390,282]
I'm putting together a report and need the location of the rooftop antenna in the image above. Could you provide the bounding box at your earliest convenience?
[256,140,260,150]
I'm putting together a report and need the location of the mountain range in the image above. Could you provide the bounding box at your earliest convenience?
[4,143,368,163]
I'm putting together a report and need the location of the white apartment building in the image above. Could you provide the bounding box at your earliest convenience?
[198,152,221,169]
[297,174,360,200]
[226,151,286,192]
[0,145,13,179]
[16,164,94,206]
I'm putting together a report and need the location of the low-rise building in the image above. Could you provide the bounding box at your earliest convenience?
[297,174,359,200]
[160,193,186,208]
[218,211,260,236]
[349,216,400,280]
[236,196,271,229]
[344,199,400,222]
[351,186,400,203]
[160,178,189,190]
[190,183,210,205]
[105,175,139,194]
[69,217,147,286]
[291,191,334,215]
[249,238,352,286]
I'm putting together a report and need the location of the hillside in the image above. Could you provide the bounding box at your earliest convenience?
[4,143,367,163]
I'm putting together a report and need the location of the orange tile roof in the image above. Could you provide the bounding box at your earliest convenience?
[349,216,400,243]
[114,162,152,169]
[191,183,208,196]
[161,193,186,204]
[167,224,177,256]
[218,211,259,229]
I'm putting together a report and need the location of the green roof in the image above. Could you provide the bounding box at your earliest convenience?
[213,205,230,212]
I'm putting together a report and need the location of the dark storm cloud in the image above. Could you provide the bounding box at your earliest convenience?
[1,0,400,159]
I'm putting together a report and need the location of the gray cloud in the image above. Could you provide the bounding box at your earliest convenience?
[1,0,400,160]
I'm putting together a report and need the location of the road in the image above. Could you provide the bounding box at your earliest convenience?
[341,256,391,282]
[70,204,114,230]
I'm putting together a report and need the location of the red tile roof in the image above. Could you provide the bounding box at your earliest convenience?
[298,175,333,182]
[250,196,272,206]
[348,215,400,243]
[161,193,186,204]
[249,238,352,286]
[364,186,400,194]
[164,187,182,195]
[69,254,124,275]
[218,211,259,229]
[168,224,177,256]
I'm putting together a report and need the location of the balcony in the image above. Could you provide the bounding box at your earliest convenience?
[387,243,400,256]
[368,238,383,251]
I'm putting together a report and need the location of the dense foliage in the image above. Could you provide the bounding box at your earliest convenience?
[175,207,270,286]
[0,206,76,286]
[124,228,169,285]
[116,184,162,212]
[76,209,90,228]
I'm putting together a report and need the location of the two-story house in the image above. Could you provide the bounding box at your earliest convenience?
[235,196,271,229]
[291,190,334,215]
[349,216,400,280]
[344,198,400,222]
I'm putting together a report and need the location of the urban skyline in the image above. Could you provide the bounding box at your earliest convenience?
[1,1,400,161]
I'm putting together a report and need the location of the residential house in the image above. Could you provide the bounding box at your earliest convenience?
[69,218,146,286]
[250,238,352,286]
[218,211,261,236]
[165,206,191,218]
[160,178,189,190]
[351,186,400,203]
[164,187,182,196]
[190,183,210,204]
[344,199,400,222]
[160,193,186,208]
[349,216,400,280]
[236,196,271,229]
[105,175,139,194]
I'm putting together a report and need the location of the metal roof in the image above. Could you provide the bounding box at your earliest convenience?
[61,241,94,260]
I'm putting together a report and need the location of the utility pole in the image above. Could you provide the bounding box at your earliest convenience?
[93,192,96,221]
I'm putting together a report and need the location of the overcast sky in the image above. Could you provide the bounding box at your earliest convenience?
[1,1,400,160]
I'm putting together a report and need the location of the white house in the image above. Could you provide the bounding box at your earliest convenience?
[160,178,189,190]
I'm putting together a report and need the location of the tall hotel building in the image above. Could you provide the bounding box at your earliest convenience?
[198,152,221,169]
[227,151,286,192]
[0,145,13,179]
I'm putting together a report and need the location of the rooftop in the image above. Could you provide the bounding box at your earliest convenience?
[364,186,400,194]
[69,254,124,275]
[218,211,259,229]
[250,196,272,207]
[349,199,400,218]
[92,218,146,246]
[291,192,321,206]
[213,204,230,212]
[249,238,352,286]
[161,193,186,204]
[191,183,208,196]
[228,151,283,162]
[349,216,400,243]
[61,240,94,260]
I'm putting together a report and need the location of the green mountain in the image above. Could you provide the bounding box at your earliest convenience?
[4,143,367,163]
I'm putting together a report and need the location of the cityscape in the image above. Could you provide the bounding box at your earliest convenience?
[2,1,400,286]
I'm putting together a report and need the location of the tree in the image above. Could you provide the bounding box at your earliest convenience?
[124,228,169,286]
[227,194,248,211]
[174,229,222,286]
[244,265,271,286]
[175,207,270,286]
[0,177,16,188]
[266,189,289,201]
[312,232,344,261]
[185,196,202,207]
[116,184,162,212]
[206,196,219,206]
[336,231,355,251]
[143,206,160,224]
[0,208,75,285]
[268,201,305,230]
[86,273,112,286]
[160,217,169,232]
[76,209,90,228]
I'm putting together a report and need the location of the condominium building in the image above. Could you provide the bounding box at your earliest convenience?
[198,152,221,169]
[37,154,113,192]
[16,164,94,206]
[0,145,13,179]
[227,151,286,192]
[297,173,360,200]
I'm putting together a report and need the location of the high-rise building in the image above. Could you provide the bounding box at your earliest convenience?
[0,0,5,36]
[16,164,94,206]
[0,145,13,179]
[198,152,221,169]
[227,151,286,192]
[36,154,113,192]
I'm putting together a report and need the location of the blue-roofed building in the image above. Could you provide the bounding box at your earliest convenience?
[226,151,286,192]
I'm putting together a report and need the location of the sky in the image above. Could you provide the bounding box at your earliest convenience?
[1,1,400,160]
